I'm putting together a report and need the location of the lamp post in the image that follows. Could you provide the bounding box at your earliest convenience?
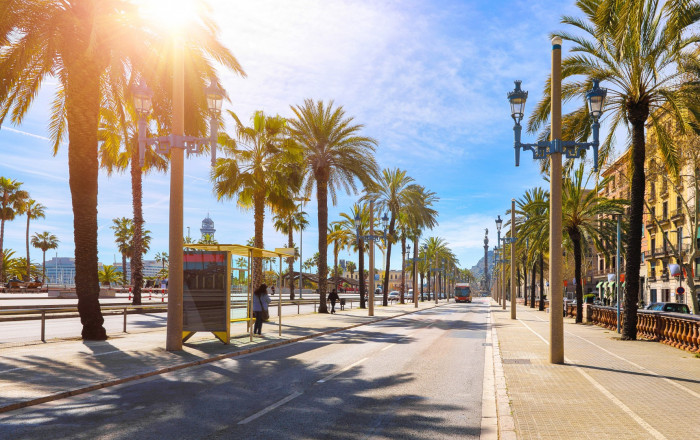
[499,235,509,310]
[508,37,607,364]
[495,215,503,304]
[133,70,222,352]
[494,246,500,302]
[355,202,388,316]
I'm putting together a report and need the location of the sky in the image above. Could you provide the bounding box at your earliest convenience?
[0,0,613,272]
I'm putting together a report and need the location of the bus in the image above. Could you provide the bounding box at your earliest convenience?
[454,283,472,303]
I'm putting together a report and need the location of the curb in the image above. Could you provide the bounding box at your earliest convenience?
[0,304,440,414]
[491,303,518,440]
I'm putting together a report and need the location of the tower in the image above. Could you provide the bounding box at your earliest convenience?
[200,214,216,239]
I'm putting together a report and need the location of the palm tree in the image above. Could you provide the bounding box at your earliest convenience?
[19,199,45,281]
[155,252,169,271]
[403,186,438,303]
[273,204,308,299]
[529,1,700,339]
[336,203,371,308]
[516,187,550,310]
[214,110,303,290]
[31,232,59,284]
[366,168,421,306]
[346,261,356,278]
[198,234,218,245]
[288,99,379,313]
[0,0,244,340]
[111,218,132,286]
[0,177,28,283]
[98,265,122,286]
[561,165,627,322]
[327,223,349,292]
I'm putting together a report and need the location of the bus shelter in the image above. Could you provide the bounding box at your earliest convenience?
[183,244,294,343]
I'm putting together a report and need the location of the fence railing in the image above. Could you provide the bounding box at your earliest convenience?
[586,305,700,353]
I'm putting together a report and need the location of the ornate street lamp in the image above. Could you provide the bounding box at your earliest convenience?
[508,37,607,364]
[355,205,389,316]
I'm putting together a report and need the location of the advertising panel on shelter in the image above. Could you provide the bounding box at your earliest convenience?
[182,250,230,343]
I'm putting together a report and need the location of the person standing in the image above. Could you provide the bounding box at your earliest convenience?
[328,288,339,314]
[252,284,271,336]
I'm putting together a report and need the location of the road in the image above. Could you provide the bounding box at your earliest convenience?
[0,301,488,439]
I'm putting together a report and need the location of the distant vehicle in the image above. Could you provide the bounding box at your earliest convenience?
[388,291,400,301]
[646,302,690,314]
[454,283,472,303]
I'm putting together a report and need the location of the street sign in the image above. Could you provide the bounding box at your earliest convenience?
[676,286,685,295]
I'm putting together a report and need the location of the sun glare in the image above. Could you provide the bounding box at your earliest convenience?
[138,0,200,31]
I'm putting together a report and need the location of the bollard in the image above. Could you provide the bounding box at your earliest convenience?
[314,302,316,313]
[41,311,45,342]
[162,292,165,303]
[123,307,127,333]
[297,302,300,314]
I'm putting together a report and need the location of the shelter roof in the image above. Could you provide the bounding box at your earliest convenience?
[184,244,294,259]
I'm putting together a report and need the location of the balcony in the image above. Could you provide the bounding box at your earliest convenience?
[661,272,670,282]
[671,207,684,221]
[648,270,657,282]
[648,192,656,203]
[658,214,671,227]
[646,219,656,230]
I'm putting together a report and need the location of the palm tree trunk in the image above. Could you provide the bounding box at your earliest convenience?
[288,220,294,300]
[25,211,30,281]
[539,253,545,311]
[413,236,418,302]
[0,198,6,283]
[420,272,424,301]
[130,142,143,305]
[382,214,396,306]
[400,236,406,304]
[122,253,128,285]
[359,241,366,308]
[334,244,339,293]
[523,256,528,306]
[530,259,536,308]
[41,250,47,283]
[571,228,583,323]
[66,60,106,341]
[623,109,648,339]
[253,192,265,290]
[316,174,329,313]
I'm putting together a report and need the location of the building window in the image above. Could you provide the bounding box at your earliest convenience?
[663,202,668,219]
[677,195,682,210]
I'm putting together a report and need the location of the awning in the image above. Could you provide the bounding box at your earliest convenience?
[621,281,626,288]
[595,281,604,288]
[607,281,615,288]
[185,244,294,258]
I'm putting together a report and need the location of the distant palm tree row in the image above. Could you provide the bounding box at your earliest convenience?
[0,176,58,283]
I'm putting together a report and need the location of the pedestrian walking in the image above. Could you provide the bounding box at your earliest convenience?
[328,288,339,314]
[252,283,271,336]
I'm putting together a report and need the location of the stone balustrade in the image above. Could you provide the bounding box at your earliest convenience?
[588,305,700,353]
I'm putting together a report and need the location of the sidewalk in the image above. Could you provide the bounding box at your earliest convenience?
[0,301,437,413]
[490,300,700,440]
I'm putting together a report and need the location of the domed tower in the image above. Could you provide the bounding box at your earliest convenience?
[200,214,216,239]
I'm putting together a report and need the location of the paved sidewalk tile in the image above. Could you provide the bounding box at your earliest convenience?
[0,301,438,413]
[491,302,699,440]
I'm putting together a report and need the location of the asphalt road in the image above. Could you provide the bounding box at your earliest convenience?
[0,301,488,439]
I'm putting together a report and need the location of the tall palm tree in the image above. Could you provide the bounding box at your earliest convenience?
[404,186,438,303]
[0,0,244,340]
[31,232,59,283]
[214,110,303,290]
[19,199,45,281]
[336,203,371,308]
[288,99,379,313]
[0,177,28,283]
[327,223,349,292]
[528,0,700,339]
[517,187,550,310]
[367,168,421,306]
[562,165,627,322]
[111,218,133,286]
[273,204,308,299]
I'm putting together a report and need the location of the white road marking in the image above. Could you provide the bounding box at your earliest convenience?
[317,357,367,383]
[381,343,395,351]
[237,391,303,425]
[522,308,700,400]
[516,314,669,440]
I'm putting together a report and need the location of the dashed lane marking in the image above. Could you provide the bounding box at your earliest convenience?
[237,391,303,425]
[317,357,368,384]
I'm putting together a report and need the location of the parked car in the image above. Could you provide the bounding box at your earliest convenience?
[646,302,690,313]
[388,291,400,301]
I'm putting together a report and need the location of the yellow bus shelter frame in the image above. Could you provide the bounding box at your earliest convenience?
[185,244,294,342]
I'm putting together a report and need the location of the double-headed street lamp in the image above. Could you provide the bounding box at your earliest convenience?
[507,36,607,363]
[133,76,223,352]
[355,204,389,316]
[495,215,503,305]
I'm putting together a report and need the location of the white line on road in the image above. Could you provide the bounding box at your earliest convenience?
[381,343,395,351]
[317,357,367,383]
[237,391,303,425]
[515,312,669,440]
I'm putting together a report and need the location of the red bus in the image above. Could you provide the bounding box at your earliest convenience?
[454,283,472,303]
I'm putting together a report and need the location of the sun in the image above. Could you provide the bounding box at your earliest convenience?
[138,0,201,32]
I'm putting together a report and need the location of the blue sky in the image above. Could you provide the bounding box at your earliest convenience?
[0,0,606,271]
